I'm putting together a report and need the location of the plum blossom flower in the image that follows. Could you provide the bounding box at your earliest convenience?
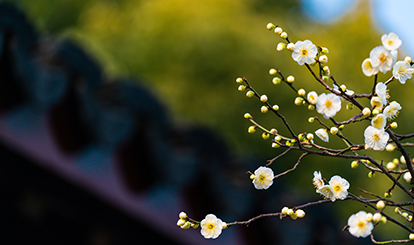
[252,166,274,190]
[375,82,389,106]
[292,40,318,65]
[316,93,341,118]
[393,61,414,84]
[307,91,318,105]
[370,46,393,73]
[329,175,350,200]
[362,58,379,77]
[315,128,329,142]
[364,126,389,151]
[381,32,402,51]
[313,172,349,202]
[200,214,224,239]
[312,171,324,189]
[347,211,374,238]
[371,114,387,129]
[383,102,402,120]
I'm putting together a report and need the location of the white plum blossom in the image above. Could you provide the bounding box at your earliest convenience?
[383,102,402,120]
[200,214,224,239]
[316,184,335,202]
[364,126,389,151]
[375,82,389,106]
[393,61,414,84]
[307,91,318,105]
[347,211,374,238]
[252,166,274,190]
[370,96,382,109]
[316,93,341,118]
[370,46,393,73]
[362,58,379,77]
[292,40,318,65]
[371,114,387,129]
[404,172,412,183]
[313,172,349,202]
[315,128,329,143]
[312,171,324,189]
[381,32,402,51]
[329,175,350,200]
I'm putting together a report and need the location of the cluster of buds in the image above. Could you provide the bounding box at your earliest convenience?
[281,207,305,220]
[394,207,413,222]
[176,212,199,230]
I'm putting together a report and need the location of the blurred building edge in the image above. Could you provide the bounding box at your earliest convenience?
[0,2,256,245]
[0,3,373,245]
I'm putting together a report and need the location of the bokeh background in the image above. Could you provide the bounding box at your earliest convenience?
[2,0,414,244]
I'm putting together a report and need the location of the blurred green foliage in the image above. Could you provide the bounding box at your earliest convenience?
[9,0,414,240]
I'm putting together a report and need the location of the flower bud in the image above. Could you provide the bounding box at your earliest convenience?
[236,77,243,83]
[390,122,398,129]
[272,105,279,111]
[274,27,283,35]
[286,75,295,83]
[281,207,289,215]
[248,126,256,133]
[380,216,387,224]
[384,192,392,198]
[250,174,255,180]
[394,207,399,214]
[274,135,282,142]
[296,209,305,218]
[373,213,382,223]
[330,127,338,135]
[362,107,371,116]
[180,221,191,229]
[308,105,315,111]
[306,133,314,140]
[269,68,277,75]
[322,76,329,83]
[262,132,270,140]
[405,56,412,63]
[385,144,395,151]
[179,212,188,220]
[365,213,373,222]
[280,32,288,39]
[351,160,359,169]
[308,117,315,123]
[260,95,268,102]
[222,222,228,229]
[261,106,268,113]
[410,233,414,241]
[272,77,281,85]
[191,223,199,229]
[376,200,385,210]
[246,91,255,98]
[287,43,295,51]
[177,219,186,226]
[403,172,412,183]
[321,47,329,54]
[386,162,395,170]
[319,55,328,64]
[346,103,354,110]
[270,128,278,134]
[266,23,275,30]
[338,125,345,130]
[368,172,375,178]
[372,108,380,116]
[238,85,246,91]
[286,209,294,216]
[271,142,280,148]
[244,113,252,119]
[298,88,306,97]
[400,155,406,164]
[294,97,303,105]
[277,42,286,51]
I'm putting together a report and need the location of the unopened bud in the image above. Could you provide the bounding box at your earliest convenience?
[266,23,275,30]
[248,126,256,133]
[236,77,243,83]
[238,85,246,91]
[385,144,395,151]
[179,212,187,220]
[191,223,199,229]
[308,117,314,123]
[274,27,283,35]
[244,113,252,119]
[296,209,305,218]
[272,105,279,111]
[368,172,375,178]
[319,55,328,64]
[306,133,314,140]
[294,97,303,105]
[298,88,306,97]
[372,213,382,223]
[260,95,268,102]
[272,77,281,85]
[269,68,277,75]
[286,75,295,83]
[246,91,255,98]
[280,32,288,39]
[351,160,359,169]
[261,106,268,113]
[376,200,385,210]
[330,127,338,135]
[281,207,289,215]
[287,43,295,51]
[277,42,286,51]
[362,107,371,116]
[405,56,412,63]
[177,219,186,226]
[286,209,294,216]
[321,47,329,54]
[390,122,398,129]
[262,132,270,140]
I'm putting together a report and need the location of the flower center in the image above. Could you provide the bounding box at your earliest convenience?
[301,49,308,56]
[379,53,387,63]
[207,223,215,230]
[373,117,383,128]
[388,40,393,46]
[333,184,341,192]
[398,67,406,74]
[357,221,365,228]
[373,133,380,141]
[325,100,332,108]
[259,174,266,182]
